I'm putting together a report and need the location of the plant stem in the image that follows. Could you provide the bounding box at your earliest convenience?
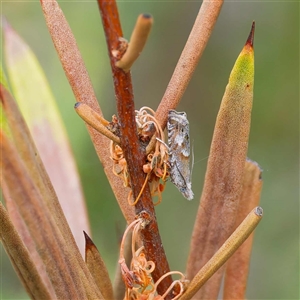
[115,14,153,72]
[40,0,135,224]
[97,1,173,297]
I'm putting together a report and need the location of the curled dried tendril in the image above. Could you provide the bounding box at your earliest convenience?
[119,218,187,300]
[110,142,130,188]
[134,107,170,206]
[110,107,169,206]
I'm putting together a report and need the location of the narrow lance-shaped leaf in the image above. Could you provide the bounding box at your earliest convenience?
[1,83,57,296]
[3,20,90,254]
[186,22,255,299]
[0,131,86,299]
[0,85,104,299]
[223,159,263,299]
[84,231,114,300]
[0,202,53,300]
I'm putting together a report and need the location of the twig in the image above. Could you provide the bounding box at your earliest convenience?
[97,0,173,297]
[154,0,223,128]
[146,0,223,153]
[180,207,263,300]
[115,14,153,72]
[74,102,120,144]
[40,0,135,224]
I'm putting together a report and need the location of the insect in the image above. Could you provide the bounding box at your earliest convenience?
[167,109,194,200]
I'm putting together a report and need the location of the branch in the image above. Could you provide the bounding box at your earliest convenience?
[74,102,120,145]
[97,0,173,297]
[154,0,223,129]
[40,0,135,224]
[115,14,153,72]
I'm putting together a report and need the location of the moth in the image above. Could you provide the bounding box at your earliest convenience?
[167,109,194,200]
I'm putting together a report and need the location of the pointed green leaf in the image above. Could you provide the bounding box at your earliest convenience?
[187,22,255,299]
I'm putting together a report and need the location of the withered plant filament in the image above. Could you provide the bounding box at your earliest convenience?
[119,218,187,299]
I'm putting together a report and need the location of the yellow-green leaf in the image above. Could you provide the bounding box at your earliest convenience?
[186,22,255,299]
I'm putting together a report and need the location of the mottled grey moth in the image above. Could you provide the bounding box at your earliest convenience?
[167,109,194,200]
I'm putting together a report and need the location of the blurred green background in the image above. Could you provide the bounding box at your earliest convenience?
[1,1,299,299]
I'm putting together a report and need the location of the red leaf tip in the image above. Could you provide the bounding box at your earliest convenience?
[246,21,255,48]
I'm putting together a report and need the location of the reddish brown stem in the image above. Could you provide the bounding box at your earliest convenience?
[97,1,173,297]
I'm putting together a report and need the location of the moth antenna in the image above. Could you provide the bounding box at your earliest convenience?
[191,139,195,181]
[193,156,209,165]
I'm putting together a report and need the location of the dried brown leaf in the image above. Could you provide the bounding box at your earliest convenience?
[3,22,90,254]
[0,132,86,299]
[0,202,53,300]
[0,86,104,298]
[84,231,114,300]
[223,159,263,299]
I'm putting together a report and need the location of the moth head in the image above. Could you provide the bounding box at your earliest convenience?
[168,110,189,127]
[168,109,187,117]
